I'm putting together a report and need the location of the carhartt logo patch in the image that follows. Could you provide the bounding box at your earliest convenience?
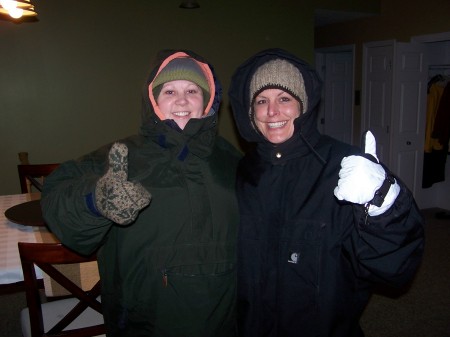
[288,251,299,264]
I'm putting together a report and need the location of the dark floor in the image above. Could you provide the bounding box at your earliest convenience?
[1,208,449,337]
[360,208,450,337]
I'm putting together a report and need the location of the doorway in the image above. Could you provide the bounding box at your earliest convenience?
[360,32,450,209]
[411,32,450,210]
[315,45,355,145]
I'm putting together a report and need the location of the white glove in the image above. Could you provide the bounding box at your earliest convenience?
[334,131,400,216]
[95,143,151,225]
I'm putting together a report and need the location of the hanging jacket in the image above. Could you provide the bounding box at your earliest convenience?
[228,48,425,337]
[42,50,241,337]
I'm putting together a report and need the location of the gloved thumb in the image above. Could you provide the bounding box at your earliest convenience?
[107,142,128,181]
[362,130,379,163]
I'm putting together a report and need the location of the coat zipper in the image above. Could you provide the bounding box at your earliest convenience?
[162,268,168,287]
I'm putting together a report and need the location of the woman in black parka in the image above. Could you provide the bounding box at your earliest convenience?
[228,48,425,337]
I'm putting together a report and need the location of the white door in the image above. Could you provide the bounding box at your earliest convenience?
[390,42,427,196]
[363,40,428,198]
[323,52,354,144]
[315,48,354,145]
[362,41,394,165]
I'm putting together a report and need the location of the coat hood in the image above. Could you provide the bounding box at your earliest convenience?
[229,48,322,146]
[140,50,222,138]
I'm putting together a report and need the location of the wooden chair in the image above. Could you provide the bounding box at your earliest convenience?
[18,163,60,193]
[18,242,106,337]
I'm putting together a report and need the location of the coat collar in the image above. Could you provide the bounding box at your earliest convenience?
[256,123,322,164]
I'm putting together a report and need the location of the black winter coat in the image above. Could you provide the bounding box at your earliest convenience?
[228,48,425,337]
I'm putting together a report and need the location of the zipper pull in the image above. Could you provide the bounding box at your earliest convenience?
[162,269,168,287]
[364,203,370,225]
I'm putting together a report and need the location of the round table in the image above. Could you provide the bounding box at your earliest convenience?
[4,200,46,226]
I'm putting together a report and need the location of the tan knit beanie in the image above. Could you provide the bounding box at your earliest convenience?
[249,59,308,112]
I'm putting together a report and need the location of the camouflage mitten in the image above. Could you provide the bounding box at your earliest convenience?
[95,143,151,225]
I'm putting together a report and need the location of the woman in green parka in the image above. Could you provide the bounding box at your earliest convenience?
[41,50,241,337]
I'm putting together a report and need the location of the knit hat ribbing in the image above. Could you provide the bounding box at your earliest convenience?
[249,59,308,112]
[152,57,210,107]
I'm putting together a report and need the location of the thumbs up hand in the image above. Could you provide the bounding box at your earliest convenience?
[95,143,151,225]
[334,131,400,216]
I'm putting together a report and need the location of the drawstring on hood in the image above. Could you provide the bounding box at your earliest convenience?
[298,131,327,165]
[229,48,326,165]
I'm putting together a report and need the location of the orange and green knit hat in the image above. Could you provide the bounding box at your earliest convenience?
[152,57,210,108]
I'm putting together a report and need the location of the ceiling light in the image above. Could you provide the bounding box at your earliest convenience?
[179,1,200,9]
[0,0,37,20]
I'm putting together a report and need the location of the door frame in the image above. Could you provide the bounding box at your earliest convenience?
[411,31,450,43]
[411,31,450,210]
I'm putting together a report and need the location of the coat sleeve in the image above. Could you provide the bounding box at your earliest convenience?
[346,181,425,288]
[41,146,113,256]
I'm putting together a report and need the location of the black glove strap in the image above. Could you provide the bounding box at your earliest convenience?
[370,173,395,207]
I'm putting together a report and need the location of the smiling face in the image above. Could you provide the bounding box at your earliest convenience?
[253,88,301,144]
[156,80,205,130]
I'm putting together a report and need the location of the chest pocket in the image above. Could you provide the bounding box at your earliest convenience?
[144,243,236,335]
[238,215,325,333]
[277,219,325,330]
[280,218,324,286]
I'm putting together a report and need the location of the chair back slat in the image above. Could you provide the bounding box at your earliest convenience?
[18,242,105,337]
[17,164,60,193]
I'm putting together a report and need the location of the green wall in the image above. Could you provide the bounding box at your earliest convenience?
[0,0,377,195]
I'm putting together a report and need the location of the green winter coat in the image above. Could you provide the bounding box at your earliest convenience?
[41,50,241,337]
